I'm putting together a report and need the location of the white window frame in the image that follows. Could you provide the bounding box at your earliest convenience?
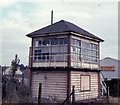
[80,75,91,91]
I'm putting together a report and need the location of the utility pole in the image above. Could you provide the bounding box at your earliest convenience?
[51,10,53,25]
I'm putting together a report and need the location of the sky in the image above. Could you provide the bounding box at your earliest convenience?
[0,0,119,66]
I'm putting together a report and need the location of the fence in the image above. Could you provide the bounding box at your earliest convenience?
[38,83,75,104]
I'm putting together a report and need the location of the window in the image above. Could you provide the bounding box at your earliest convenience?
[82,41,90,48]
[59,38,67,44]
[34,50,41,60]
[39,40,42,46]
[51,38,58,45]
[34,49,51,61]
[80,75,90,91]
[71,39,99,63]
[42,53,50,60]
[35,41,39,47]
[90,43,98,50]
[43,40,49,45]
[71,38,81,47]
[35,37,67,47]
[71,38,81,62]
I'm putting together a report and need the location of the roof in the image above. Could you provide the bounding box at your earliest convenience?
[26,20,104,42]
[101,57,120,62]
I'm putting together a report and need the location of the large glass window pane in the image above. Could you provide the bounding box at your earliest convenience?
[43,40,49,45]
[59,38,64,44]
[35,41,39,47]
[51,38,58,45]
[71,38,75,45]
[64,38,67,44]
[39,40,42,46]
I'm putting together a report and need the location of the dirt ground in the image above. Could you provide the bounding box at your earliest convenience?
[108,96,120,104]
[76,96,120,105]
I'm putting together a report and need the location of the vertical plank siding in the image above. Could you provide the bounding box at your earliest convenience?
[71,71,99,101]
[32,71,67,101]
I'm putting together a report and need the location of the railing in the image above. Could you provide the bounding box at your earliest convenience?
[32,54,68,68]
[100,71,107,96]
[38,84,75,104]
[29,53,99,69]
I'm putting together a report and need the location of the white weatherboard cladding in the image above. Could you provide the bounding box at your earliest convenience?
[33,62,67,67]
[32,71,67,101]
[71,62,98,69]
[71,71,99,101]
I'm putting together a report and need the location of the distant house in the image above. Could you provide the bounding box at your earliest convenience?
[2,66,22,82]
[26,20,104,102]
[2,66,30,86]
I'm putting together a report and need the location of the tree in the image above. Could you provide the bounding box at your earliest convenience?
[2,54,30,103]
[11,54,20,77]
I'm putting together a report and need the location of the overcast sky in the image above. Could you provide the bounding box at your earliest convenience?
[0,0,118,66]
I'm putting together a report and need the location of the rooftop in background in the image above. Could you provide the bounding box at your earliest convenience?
[100,57,120,79]
[26,20,103,42]
[101,57,120,62]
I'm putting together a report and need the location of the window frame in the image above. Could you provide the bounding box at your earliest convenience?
[80,75,91,92]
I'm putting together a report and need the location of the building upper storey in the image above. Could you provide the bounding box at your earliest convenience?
[26,20,103,69]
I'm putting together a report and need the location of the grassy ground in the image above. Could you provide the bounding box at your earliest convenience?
[2,96,120,105]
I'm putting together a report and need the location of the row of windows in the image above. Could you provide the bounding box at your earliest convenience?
[34,38,67,47]
[71,38,98,63]
[34,52,98,63]
[71,53,98,63]
[33,38,99,63]
[34,38,98,50]
[34,52,67,61]
[71,47,98,57]
[34,46,67,54]
[71,38,98,50]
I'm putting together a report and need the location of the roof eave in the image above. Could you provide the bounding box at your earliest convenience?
[26,31,71,38]
[26,34,31,38]
[71,32,104,42]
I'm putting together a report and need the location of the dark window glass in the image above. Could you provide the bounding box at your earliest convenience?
[59,38,64,44]
[64,38,67,44]
[59,38,67,44]
[39,40,42,46]
[79,40,81,47]
[34,50,41,60]
[42,53,50,60]
[34,56,37,60]
[51,38,58,45]
[43,40,49,45]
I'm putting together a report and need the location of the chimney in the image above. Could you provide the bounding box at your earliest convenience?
[51,10,53,25]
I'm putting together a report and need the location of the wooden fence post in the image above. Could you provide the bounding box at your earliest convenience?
[38,83,42,104]
[72,85,75,104]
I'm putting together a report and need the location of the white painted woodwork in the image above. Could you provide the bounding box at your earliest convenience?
[71,62,98,69]
[32,71,67,101]
[71,71,99,101]
[33,62,67,67]
[81,75,90,91]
